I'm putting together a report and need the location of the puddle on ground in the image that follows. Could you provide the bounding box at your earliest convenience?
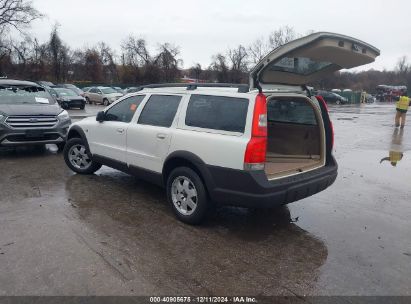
[379,128,407,168]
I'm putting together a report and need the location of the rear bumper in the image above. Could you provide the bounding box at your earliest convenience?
[68,100,85,107]
[206,156,338,208]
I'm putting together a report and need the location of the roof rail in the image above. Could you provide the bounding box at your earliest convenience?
[136,83,250,93]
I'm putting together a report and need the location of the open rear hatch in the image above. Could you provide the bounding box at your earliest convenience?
[248,32,380,179]
[249,32,380,90]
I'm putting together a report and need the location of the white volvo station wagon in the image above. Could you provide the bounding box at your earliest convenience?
[63,32,380,224]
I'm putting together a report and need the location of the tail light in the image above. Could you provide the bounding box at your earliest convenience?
[244,93,267,170]
[316,95,334,149]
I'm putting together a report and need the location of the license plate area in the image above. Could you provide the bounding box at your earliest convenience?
[25,129,45,138]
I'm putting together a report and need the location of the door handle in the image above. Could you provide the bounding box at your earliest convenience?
[156,133,167,139]
[116,128,125,134]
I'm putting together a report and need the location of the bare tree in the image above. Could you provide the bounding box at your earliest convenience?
[121,35,151,67]
[83,47,104,82]
[190,63,202,81]
[209,53,229,82]
[228,44,248,71]
[268,25,298,49]
[396,56,409,75]
[248,37,269,65]
[98,41,118,83]
[227,45,248,83]
[0,37,12,76]
[154,43,182,82]
[48,25,70,82]
[120,35,152,84]
[0,0,42,33]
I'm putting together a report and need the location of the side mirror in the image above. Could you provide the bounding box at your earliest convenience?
[96,111,106,122]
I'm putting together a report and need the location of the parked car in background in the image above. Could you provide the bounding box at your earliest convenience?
[317,91,348,104]
[58,84,84,97]
[36,81,58,99]
[53,87,86,109]
[37,81,55,87]
[111,86,125,94]
[0,79,71,150]
[124,87,139,94]
[84,86,123,105]
[365,94,376,103]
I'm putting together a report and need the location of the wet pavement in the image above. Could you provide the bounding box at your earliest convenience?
[0,103,410,296]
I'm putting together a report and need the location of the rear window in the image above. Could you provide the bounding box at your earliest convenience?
[268,57,332,75]
[267,98,317,125]
[185,94,249,133]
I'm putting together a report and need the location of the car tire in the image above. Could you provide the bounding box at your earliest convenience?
[80,104,85,110]
[166,167,209,225]
[336,100,341,105]
[63,138,102,174]
[85,97,91,104]
[103,99,109,106]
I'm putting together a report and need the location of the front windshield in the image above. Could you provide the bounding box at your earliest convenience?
[101,87,117,94]
[0,86,55,105]
[55,88,77,97]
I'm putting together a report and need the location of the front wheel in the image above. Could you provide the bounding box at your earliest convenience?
[166,167,209,225]
[103,99,109,106]
[63,138,102,174]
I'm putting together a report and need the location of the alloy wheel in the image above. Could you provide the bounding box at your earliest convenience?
[171,176,198,215]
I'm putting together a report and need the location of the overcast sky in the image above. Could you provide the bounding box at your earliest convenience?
[28,0,411,71]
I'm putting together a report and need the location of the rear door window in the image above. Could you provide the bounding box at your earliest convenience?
[138,95,181,127]
[267,98,317,125]
[185,94,249,133]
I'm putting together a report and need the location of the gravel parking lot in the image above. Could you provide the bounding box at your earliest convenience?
[0,103,410,296]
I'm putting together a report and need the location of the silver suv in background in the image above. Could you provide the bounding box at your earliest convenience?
[0,79,71,150]
[84,86,123,106]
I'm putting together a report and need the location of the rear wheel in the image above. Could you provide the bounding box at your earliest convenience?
[63,138,101,174]
[80,104,85,110]
[166,167,209,225]
[103,98,109,106]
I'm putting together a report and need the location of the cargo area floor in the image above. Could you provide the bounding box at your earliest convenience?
[265,154,322,178]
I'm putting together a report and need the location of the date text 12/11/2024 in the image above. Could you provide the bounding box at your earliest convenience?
[149,297,257,303]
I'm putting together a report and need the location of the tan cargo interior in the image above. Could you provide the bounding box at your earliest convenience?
[265,96,325,179]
